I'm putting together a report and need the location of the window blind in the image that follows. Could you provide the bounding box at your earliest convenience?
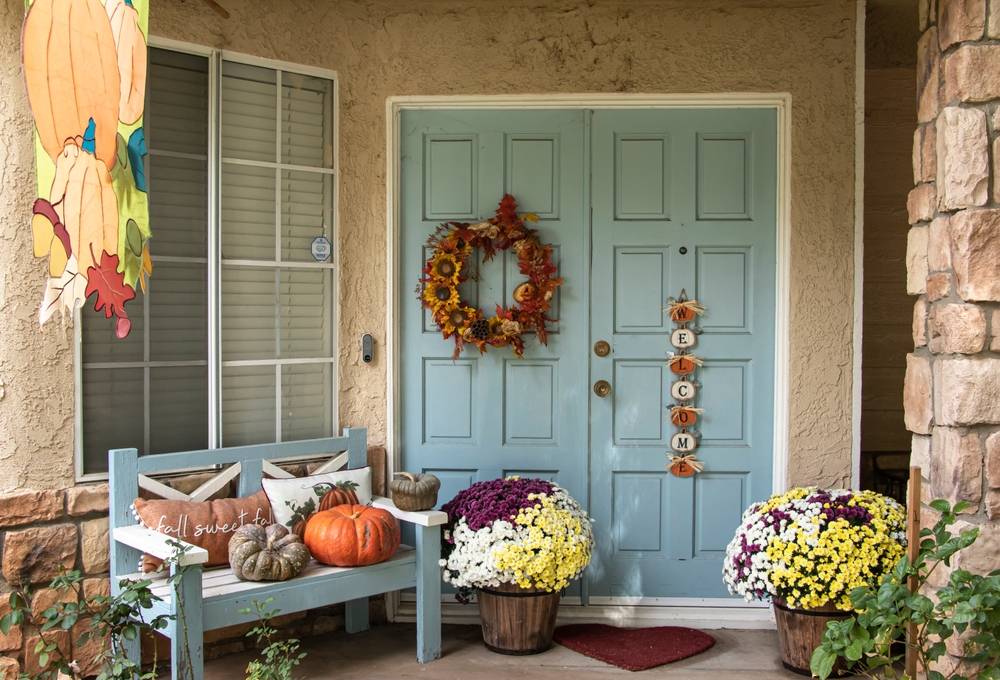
[219,60,335,447]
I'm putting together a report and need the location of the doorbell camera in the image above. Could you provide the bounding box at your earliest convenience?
[361,333,374,364]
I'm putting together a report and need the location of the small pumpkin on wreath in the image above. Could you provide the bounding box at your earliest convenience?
[418,194,562,358]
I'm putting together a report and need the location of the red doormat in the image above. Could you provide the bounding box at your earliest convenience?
[553,623,716,671]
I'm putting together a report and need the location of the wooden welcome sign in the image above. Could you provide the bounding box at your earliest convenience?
[667,291,705,477]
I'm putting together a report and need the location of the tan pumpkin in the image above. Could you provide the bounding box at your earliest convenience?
[303,505,400,568]
[228,523,310,582]
[46,138,119,276]
[105,0,147,124]
[390,472,440,512]
[22,0,121,167]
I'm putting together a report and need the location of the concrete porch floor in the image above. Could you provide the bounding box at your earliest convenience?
[204,623,804,679]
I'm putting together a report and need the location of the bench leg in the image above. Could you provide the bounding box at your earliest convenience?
[415,524,442,663]
[345,598,369,634]
[170,564,204,680]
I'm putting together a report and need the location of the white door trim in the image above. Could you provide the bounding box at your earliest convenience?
[384,92,793,625]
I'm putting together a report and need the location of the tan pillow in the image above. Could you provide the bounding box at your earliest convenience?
[132,490,273,571]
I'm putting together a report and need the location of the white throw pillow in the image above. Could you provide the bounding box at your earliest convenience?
[262,467,372,531]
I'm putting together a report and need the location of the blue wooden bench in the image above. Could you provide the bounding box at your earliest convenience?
[108,428,444,680]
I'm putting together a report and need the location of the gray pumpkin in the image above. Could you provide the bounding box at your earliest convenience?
[390,472,440,511]
[228,523,310,582]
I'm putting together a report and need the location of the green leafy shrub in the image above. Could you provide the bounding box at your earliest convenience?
[810,500,1000,680]
[1,570,172,680]
[241,599,305,680]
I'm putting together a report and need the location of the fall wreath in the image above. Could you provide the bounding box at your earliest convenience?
[419,195,562,358]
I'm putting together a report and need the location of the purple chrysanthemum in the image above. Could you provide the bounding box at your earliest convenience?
[807,490,873,526]
[441,477,555,532]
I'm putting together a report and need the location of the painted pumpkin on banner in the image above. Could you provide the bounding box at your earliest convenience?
[22,0,121,168]
[23,0,150,338]
[105,0,148,124]
[47,137,119,277]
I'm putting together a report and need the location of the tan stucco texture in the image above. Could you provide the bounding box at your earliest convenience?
[0,0,858,491]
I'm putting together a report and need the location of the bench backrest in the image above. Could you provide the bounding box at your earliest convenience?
[107,428,367,575]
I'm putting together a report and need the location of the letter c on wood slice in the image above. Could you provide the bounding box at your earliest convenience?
[670,380,697,401]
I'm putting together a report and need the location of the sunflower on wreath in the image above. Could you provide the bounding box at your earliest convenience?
[418,194,562,359]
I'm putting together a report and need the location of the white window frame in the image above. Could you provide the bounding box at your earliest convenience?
[75,38,340,481]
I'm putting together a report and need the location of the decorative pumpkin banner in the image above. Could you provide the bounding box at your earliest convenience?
[666,290,705,477]
[23,0,150,339]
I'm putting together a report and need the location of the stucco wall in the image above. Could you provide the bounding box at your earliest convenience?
[0,0,859,491]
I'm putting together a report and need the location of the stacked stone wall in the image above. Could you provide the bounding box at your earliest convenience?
[906,0,1000,674]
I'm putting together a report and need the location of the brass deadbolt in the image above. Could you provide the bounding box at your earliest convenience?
[594,340,611,357]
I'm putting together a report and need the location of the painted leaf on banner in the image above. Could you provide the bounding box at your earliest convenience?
[85,251,136,339]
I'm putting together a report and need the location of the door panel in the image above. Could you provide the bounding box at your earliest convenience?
[400,110,589,516]
[588,109,776,600]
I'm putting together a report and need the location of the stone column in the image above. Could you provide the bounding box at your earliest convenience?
[905,0,1000,674]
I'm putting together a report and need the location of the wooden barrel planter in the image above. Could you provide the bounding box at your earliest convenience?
[477,583,561,654]
[773,599,853,676]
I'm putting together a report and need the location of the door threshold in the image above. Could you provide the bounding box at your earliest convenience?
[393,597,776,630]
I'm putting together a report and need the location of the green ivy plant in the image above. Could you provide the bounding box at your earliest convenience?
[810,500,1000,680]
[241,599,306,680]
[0,541,195,680]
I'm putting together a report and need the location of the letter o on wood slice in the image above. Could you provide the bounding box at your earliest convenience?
[670,380,697,401]
[671,328,696,349]
[671,431,698,453]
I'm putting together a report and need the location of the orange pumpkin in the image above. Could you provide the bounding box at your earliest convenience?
[316,481,361,512]
[670,406,700,427]
[670,459,697,478]
[304,505,400,567]
[670,306,697,323]
[22,0,121,168]
[669,454,704,478]
[105,0,147,124]
[669,356,697,376]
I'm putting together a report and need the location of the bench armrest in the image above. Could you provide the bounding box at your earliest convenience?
[112,525,209,567]
[371,496,447,527]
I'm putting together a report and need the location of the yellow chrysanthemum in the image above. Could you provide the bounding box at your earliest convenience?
[493,494,593,592]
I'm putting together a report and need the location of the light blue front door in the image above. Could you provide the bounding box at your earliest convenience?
[587,109,777,600]
[399,109,590,511]
[400,108,777,601]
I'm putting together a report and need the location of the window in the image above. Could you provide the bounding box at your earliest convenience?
[79,46,337,476]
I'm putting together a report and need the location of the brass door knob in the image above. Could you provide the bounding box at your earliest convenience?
[593,380,612,398]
